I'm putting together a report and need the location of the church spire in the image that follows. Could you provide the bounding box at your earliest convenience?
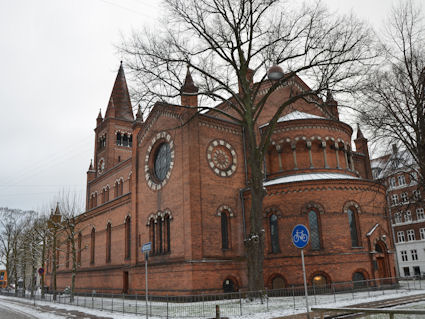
[180,66,198,107]
[105,61,134,121]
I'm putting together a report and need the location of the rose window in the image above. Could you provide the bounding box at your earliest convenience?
[207,139,237,177]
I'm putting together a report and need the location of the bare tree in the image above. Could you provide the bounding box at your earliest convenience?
[0,208,30,295]
[121,0,375,291]
[359,0,425,194]
[48,191,85,302]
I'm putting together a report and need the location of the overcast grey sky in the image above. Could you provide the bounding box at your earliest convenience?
[0,0,400,211]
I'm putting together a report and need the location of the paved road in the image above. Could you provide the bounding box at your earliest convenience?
[0,303,37,319]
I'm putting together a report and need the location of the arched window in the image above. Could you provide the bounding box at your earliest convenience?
[269,214,280,253]
[106,223,112,263]
[352,271,366,288]
[123,134,128,147]
[116,132,122,146]
[105,186,109,202]
[77,233,82,265]
[90,228,95,264]
[347,207,360,247]
[119,180,124,196]
[125,216,131,259]
[148,211,172,256]
[102,189,106,204]
[114,182,119,198]
[308,210,321,250]
[312,274,327,287]
[221,212,229,249]
[165,214,171,253]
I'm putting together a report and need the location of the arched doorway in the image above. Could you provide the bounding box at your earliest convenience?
[271,275,286,289]
[375,241,391,279]
[223,277,237,293]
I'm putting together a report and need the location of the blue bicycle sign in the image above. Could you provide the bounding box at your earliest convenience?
[292,224,309,249]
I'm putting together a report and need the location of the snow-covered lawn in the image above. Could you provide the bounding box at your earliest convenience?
[0,280,424,318]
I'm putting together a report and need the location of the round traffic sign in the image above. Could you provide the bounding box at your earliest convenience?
[292,224,309,249]
[38,267,44,275]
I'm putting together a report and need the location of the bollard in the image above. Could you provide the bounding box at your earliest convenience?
[216,304,220,319]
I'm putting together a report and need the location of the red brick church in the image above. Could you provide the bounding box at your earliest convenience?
[47,63,395,294]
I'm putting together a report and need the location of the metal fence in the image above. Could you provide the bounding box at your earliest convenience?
[0,276,424,318]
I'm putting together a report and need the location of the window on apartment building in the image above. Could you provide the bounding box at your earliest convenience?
[392,194,399,206]
[394,212,402,224]
[414,190,421,200]
[397,231,405,242]
[414,266,421,276]
[389,177,396,187]
[404,267,410,277]
[309,210,321,250]
[401,192,408,203]
[407,229,416,241]
[398,175,406,186]
[411,249,418,260]
[401,250,408,261]
[410,172,418,183]
[417,208,425,220]
[405,210,412,222]
[420,228,425,240]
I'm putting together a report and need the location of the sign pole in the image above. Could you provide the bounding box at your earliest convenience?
[301,248,310,319]
[145,253,148,319]
[291,224,310,319]
[142,242,151,319]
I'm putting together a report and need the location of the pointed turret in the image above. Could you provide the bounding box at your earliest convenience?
[355,123,372,179]
[135,104,144,122]
[88,159,94,171]
[87,159,96,184]
[96,109,103,126]
[325,89,339,120]
[181,66,199,107]
[105,61,134,121]
[356,123,365,139]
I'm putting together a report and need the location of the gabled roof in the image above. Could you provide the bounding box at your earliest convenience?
[105,62,134,121]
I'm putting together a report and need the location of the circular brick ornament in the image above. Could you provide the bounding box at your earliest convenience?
[207,139,237,177]
[145,132,175,191]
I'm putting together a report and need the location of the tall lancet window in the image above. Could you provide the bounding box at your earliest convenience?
[308,211,321,250]
[270,214,280,253]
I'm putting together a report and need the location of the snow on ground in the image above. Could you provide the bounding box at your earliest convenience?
[0,283,424,319]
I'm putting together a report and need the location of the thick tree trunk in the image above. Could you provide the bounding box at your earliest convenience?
[41,237,46,299]
[243,121,266,292]
[71,234,76,303]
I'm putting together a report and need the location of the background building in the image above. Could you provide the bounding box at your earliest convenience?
[372,146,424,278]
[46,64,395,295]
